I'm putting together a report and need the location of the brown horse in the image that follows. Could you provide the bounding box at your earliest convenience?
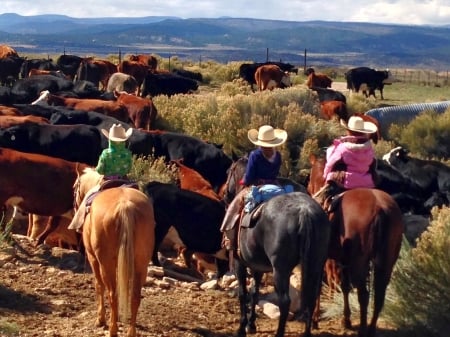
[75,168,155,337]
[308,154,404,337]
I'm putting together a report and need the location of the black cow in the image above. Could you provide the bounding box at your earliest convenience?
[310,86,346,103]
[19,58,59,79]
[141,72,199,97]
[141,181,228,277]
[13,104,232,191]
[0,56,26,86]
[375,159,429,214]
[0,123,103,166]
[10,75,74,104]
[239,61,297,88]
[345,67,392,99]
[172,68,203,82]
[0,86,12,105]
[383,146,450,206]
[56,54,83,80]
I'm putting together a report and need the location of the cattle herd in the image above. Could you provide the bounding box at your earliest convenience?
[0,43,449,336]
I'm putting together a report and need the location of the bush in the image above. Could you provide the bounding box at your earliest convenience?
[384,206,450,336]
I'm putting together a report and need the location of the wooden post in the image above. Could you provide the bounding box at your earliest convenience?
[304,49,307,74]
[266,48,269,62]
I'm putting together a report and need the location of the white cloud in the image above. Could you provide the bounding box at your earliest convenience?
[2,0,450,25]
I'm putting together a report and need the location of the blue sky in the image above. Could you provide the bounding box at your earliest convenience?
[2,0,450,25]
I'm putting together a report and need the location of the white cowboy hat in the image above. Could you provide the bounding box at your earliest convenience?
[101,124,133,142]
[340,116,377,134]
[247,125,288,147]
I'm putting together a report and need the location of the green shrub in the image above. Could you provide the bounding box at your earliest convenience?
[384,207,450,336]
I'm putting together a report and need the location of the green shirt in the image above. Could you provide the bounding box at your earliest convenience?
[96,141,132,177]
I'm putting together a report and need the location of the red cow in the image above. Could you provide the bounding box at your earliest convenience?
[0,115,50,128]
[0,44,18,58]
[128,54,158,71]
[306,69,333,88]
[170,158,221,201]
[114,91,158,130]
[254,64,291,91]
[0,105,22,116]
[0,147,89,246]
[117,60,150,96]
[41,91,129,123]
[319,100,348,120]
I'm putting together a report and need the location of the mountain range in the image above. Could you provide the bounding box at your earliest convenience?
[1,13,450,70]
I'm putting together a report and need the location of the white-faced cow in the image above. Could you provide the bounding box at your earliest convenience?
[254,64,291,91]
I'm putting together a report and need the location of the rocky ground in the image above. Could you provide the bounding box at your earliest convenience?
[0,234,399,337]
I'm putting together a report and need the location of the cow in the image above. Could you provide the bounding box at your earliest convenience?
[0,123,103,166]
[40,91,129,123]
[114,91,158,130]
[310,86,346,103]
[305,68,332,88]
[28,69,68,79]
[19,58,59,79]
[0,56,26,86]
[128,54,158,71]
[239,61,297,88]
[383,146,450,205]
[319,100,348,120]
[10,74,74,104]
[0,104,20,116]
[0,87,12,106]
[0,147,89,245]
[170,158,221,201]
[345,67,393,99]
[56,54,83,80]
[141,181,228,278]
[254,64,291,91]
[117,60,150,95]
[106,72,139,94]
[75,58,117,90]
[141,72,199,97]
[0,45,18,59]
[0,115,50,128]
[172,68,203,82]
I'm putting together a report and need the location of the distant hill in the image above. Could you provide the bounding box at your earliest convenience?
[1,13,450,69]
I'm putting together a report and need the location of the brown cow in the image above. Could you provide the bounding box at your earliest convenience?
[0,147,89,246]
[117,60,150,96]
[306,68,332,88]
[0,105,22,116]
[76,58,117,90]
[0,115,50,128]
[40,91,129,123]
[114,91,157,130]
[128,54,158,71]
[0,44,18,58]
[28,69,69,79]
[254,64,291,91]
[319,100,348,120]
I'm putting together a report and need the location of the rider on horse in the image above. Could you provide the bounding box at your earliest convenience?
[68,124,134,232]
[314,115,378,208]
[220,125,290,263]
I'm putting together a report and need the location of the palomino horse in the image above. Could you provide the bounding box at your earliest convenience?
[74,168,155,337]
[308,154,404,337]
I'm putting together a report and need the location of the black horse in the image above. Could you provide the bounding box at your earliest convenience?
[231,191,331,337]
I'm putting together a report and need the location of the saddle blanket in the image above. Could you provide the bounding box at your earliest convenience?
[244,184,294,213]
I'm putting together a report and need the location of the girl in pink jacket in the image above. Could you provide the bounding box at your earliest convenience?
[315,116,378,206]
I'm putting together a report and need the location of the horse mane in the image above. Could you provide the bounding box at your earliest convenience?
[73,167,103,207]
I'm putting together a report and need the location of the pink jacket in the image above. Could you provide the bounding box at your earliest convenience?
[323,136,375,189]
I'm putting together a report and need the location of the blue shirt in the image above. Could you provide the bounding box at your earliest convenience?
[243,148,282,186]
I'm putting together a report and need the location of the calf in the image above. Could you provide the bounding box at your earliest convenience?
[306,68,332,89]
[319,101,348,120]
[114,91,157,130]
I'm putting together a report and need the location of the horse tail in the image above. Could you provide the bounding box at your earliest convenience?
[116,200,136,322]
[299,207,330,319]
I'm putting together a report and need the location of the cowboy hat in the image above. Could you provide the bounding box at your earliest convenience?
[248,125,288,147]
[340,116,377,134]
[101,124,133,142]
